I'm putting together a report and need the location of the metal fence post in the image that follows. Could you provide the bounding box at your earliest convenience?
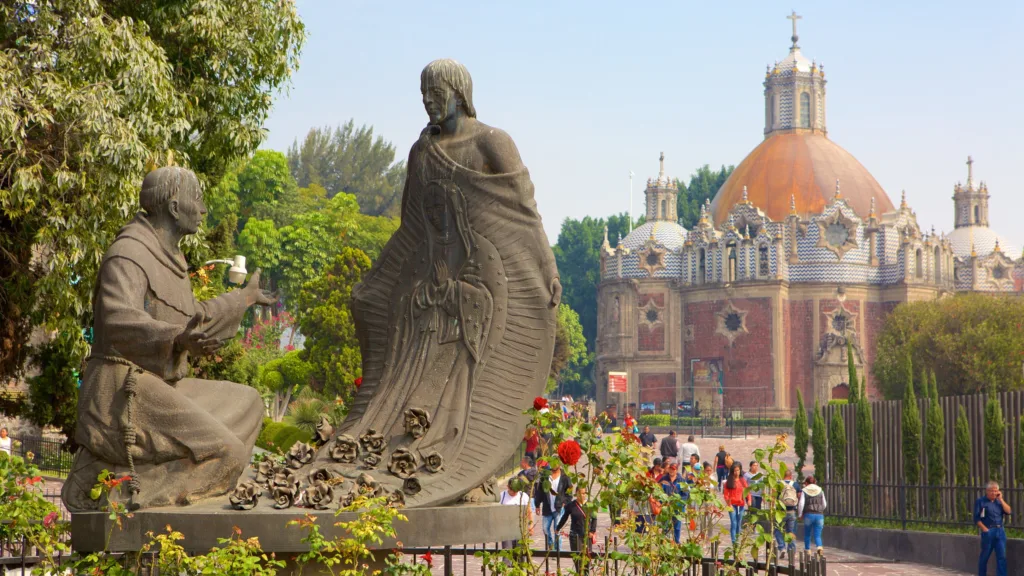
[443,545,453,576]
[899,484,907,531]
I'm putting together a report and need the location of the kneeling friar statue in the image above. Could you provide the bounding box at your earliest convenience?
[63,166,275,511]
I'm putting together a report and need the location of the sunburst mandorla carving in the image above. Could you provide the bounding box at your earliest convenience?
[815,208,859,260]
[714,300,749,346]
[637,297,664,329]
[637,238,667,277]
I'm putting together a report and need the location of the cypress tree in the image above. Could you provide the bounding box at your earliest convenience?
[954,406,971,520]
[925,373,946,516]
[856,393,874,513]
[794,390,809,475]
[861,374,867,401]
[930,370,939,402]
[829,408,847,482]
[902,366,922,516]
[846,340,859,404]
[985,394,1006,482]
[812,400,828,480]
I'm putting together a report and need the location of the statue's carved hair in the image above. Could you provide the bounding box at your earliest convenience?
[140,166,200,215]
[421,59,476,118]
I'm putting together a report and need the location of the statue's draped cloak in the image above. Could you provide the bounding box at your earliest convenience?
[343,134,558,506]
[63,215,264,510]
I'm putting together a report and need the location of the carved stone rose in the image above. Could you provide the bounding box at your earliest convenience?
[388,489,406,506]
[388,448,418,479]
[303,481,334,510]
[254,460,275,487]
[228,480,262,510]
[306,467,334,485]
[286,441,315,469]
[271,467,300,492]
[402,477,422,497]
[359,429,387,455]
[403,408,431,439]
[338,490,356,509]
[272,485,298,509]
[356,473,383,497]
[362,453,381,469]
[330,434,359,463]
[314,415,335,446]
[423,451,444,473]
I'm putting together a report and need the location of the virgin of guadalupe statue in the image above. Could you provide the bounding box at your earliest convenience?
[297,59,560,506]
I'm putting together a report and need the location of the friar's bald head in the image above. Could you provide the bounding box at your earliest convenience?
[420,59,476,119]
[140,166,205,235]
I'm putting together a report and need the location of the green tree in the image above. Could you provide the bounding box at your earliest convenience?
[847,340,859,404]
[676,164,735,228]
[794,390,809,475]
[549,304,590,395]
[811,401,828,479]
[828,409,847,482]
[874,294,1024,398]
[1018,416,1024,488]
[984,394,1006,481]
[552,213,638,355]
[237,218,283,275]
[856,394,874,512]
[954,406,972,520]
[287,121,407,216]
[0,0,305,408]
[235,150,300,230]
[296,247,373,397]
[260,350,315,421]
[924,372,946,515]
[24,336,80,441]
[902,361,922,516]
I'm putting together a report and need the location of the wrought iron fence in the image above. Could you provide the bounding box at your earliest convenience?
[11,436,73,477]
[820,481,1023,532]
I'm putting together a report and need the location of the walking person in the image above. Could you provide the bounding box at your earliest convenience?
[744,461,763,509]
[524,427,540,464]
[679,435,699,465]
[773,469,801,562]
[714,445,729,491]
[638,425,657,448]
[659,430,680,464]
[975,481,1011,576]
[658,464,685,543]
[499,478,533,552]
[556,486,597,575]
[723,462,750,545]
[534,461,572,551]
[798,475,827,554]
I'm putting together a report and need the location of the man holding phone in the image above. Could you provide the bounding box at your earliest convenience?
[974,481,1011,576]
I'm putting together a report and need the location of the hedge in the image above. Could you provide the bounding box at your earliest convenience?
[256,418,312,453]
[635,415,794,428]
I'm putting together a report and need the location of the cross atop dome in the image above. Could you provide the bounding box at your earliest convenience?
[787,10,802,49]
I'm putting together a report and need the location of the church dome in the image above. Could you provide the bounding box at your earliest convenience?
[710,131,895,224]
[619,220,686,251]
[946,226,1018,259]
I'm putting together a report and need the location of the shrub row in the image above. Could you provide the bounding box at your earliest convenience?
[256,417,312,453]
[635,415,794,428]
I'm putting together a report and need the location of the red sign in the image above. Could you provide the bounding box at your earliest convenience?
[608,372,628,394]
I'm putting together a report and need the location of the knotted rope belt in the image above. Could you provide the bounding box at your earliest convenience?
[86,354,144,509]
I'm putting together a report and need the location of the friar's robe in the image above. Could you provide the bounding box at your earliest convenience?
[62,214,264,511]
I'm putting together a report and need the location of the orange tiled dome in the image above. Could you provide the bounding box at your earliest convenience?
[710,131,895,224]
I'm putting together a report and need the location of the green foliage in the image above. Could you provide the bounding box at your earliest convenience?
[985,394,1006,481]
[237,218,283,274]
[902,363,922,516]
[827,399,848,406]
[256,420,312,454]
[829,409,847,482]
[25,335,80,440]
[1018,416,1024,488]
[278,193,363,306]
[924,375,946,514]
[874,294,1024,398]
[794,390,809,475]
[955,406,972,519]
[296,247,373,397]
[811,401,828,479]
[675,164,735,229]
[0,453,67,566]
[856,395,874,512]
[283,387,345,437]
[847,340,859,404]
[236,150,299,229]
[548,304,590,395]
[0,0,305,389]
[287,121,407,217]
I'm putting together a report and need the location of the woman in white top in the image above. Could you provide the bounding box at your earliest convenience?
[0,428,11,456]
[499,478,533,550]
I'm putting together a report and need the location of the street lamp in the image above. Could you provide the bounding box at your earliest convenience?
[204,255,247,285]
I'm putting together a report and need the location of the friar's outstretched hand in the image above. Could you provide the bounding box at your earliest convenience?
[175,313,222,356]
[549,277,562,308]
[243,268,278,307]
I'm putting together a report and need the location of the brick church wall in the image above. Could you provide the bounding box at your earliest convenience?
[637,292,666,351]
[639,373,676,405]
[787,300,814,407]
[685,298,773,409]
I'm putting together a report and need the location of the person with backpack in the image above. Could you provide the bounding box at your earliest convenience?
[798,475,827,554]
[774,469,802,561]
[722,462,750,545]
[714,445,729,491]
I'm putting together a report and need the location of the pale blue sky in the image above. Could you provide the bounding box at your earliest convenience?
[264,1,1024,248]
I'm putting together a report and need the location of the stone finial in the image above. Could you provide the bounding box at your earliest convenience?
[658,152,665,182]
[900,190,908,209]
[971,242,977,258]
[869,197,876,218]
[744,225,751,240]
[834,178,841,199]
[602,225,610,248]
[966,155,974,189]
[742,185,749,203]
[994,238,1002,253]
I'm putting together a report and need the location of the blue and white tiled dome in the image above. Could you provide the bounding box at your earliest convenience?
[619,221,687,251]
[946,226,1018,259]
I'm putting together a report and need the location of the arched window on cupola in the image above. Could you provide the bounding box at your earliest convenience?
[759,245,770,277]
[799,92,811,128]
[727,242,737,283]
[915,248,923,278]
[974,205,980,224]
[698,248,706,284]
[661,199,666,219]
[770,94,777,128]
[934,246,942,283]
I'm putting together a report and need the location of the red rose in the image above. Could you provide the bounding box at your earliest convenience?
[422,551,433,568]
[354,377,363,388]
[533,397,548,411]
[557,439,582,467]
[43,511,59,529]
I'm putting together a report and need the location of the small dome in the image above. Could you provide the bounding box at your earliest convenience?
[946,226,1018,259]
[775,48,813,73]
[619,221,687,251]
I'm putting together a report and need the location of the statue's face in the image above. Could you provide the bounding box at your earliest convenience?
[424,190,451,233]
[172,186,207,235]
[421,80,458,125]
